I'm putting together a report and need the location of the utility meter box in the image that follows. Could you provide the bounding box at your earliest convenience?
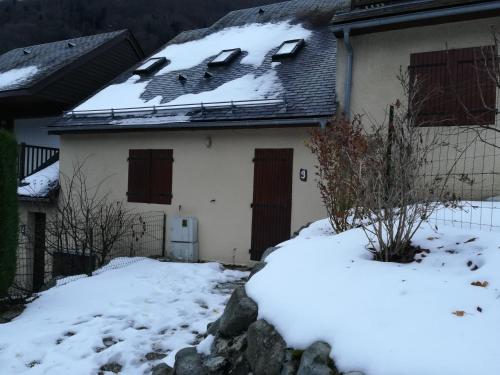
[168,216,199,262]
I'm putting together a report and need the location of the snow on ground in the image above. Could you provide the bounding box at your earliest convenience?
[0,66,39,90]
[246,203,500,375]
[0,258,247,374]
[17,161,59,198]
[74,21,310,111]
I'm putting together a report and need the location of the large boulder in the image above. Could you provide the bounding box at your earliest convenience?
[245,320,286,375]
[151,363,173,375]
[297,341,337,375]
[173,347,206,375]
[218,286,258,338]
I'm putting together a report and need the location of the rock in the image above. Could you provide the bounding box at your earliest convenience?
[245,320,286,375]
[151,363,173,375]
[99,362,122,373]
[281,349,302,375]
[261,246,279,261]
[218,286,258,338]
[211,332,247,359]
[206,318,220,336]
[146,352,167,361]
[343,372,365,375]
[248,262,266,279]
[174,347,206,375]
[297,341,337,375]
[230,355,252,375]
[203,356,228,373]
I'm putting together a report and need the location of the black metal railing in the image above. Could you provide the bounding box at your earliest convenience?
[18,143,59,181]
[351,0,408,9]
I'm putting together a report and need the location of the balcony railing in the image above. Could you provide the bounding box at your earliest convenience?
[18,143,59,181]
[351,0,408,9]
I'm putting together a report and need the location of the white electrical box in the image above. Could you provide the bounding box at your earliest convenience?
[170,242,199,263]
[168,216,199,262]
[169,216,198,243]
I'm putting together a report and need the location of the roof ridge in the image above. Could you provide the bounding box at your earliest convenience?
[8,29,128,52]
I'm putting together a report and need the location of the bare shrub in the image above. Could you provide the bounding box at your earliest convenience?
[46,161,133,270]
[352,74,460,262]
[308,114,367,233]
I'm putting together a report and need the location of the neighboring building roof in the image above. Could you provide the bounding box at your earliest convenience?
[0,30,145,117]
[50,0,349,134]
[331,0,500,35]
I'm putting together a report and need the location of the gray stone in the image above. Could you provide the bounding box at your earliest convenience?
[211,332,247,359]
[206,318,220,336]
[151,363,173,375]
[173,347,206,375]
[248,262,266,279]
[99,362,122,373]
[218,286,258,338]
[230,355,252,375]
[297,341,337,375]
[203,356,228,373]
[245,320,286,375]
[281,349,302,375]
[343,372,365,375]
[261,246,279,261]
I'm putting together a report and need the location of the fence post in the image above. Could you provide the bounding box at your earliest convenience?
[18,142,26,181]
[88,231,94,276]
[162,213,167,257]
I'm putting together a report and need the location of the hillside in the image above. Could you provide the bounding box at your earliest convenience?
[0,0,282,54]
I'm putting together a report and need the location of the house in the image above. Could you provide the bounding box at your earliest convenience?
[48,0,349,265]
[0,30,145,292]
[332,0,500,200]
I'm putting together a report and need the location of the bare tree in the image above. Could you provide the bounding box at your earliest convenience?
[45,161,133,270]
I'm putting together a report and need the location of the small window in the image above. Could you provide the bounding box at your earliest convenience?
[127,149,173,204]
[272,39,305,60]
[208,48,241,66]
[134,57,168,75]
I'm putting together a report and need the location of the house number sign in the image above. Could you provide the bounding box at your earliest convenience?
[299,168,307,182]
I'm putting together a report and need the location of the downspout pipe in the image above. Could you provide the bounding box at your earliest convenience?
[343,27,353,119]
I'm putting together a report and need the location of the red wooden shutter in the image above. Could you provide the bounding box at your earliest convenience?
[128,149,151,203]
[150,149,173,204]
[455,46,495,125]
[410,46,496,126]
[410,49,456,125]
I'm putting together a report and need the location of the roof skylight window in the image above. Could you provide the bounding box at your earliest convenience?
[208,48,241,67]
[272,39,305,60]
[134,57,168,75]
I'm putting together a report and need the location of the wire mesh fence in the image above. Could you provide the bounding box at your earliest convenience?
[421,124,500,231]
[12,211,166,295]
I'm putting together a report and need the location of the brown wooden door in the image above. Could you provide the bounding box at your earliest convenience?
[250,149,293,261]
[33,213,46,291]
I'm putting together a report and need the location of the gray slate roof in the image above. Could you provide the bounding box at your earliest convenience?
[0,30,128,92]
[52,0,349,132]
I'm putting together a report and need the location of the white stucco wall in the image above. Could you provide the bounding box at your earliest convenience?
[335,16,500,200]
[59,127,326,265]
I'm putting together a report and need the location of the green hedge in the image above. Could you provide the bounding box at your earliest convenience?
[0,129,18,296]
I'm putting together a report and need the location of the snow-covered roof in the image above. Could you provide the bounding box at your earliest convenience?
[0,30,128,93]
[17,161,59,199]
[52,0,347,133]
